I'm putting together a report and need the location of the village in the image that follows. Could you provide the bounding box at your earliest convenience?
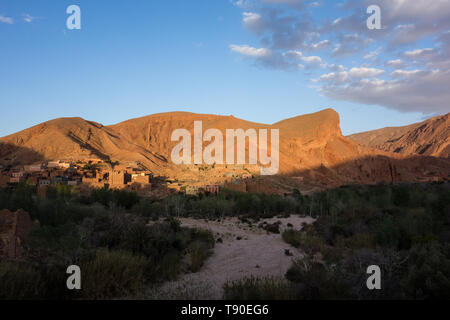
[0,159,272,198]
[0,159,154,197]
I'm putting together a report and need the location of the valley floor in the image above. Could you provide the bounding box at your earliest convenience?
[147,215,315,299]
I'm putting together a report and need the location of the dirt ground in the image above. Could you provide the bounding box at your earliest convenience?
[148,215,315,299]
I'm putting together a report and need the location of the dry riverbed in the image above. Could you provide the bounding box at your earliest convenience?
[146,215,315,299]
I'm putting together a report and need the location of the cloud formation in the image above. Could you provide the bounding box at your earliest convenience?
[230,44,270,57]
[229,0,450,114]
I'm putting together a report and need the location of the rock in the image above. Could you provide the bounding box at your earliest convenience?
[0,209,34,259]
[263,222,281,234]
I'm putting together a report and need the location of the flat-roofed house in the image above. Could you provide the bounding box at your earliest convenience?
[131,173,151,184]
[205,184,220,194]
[47,161,60,169]
[24,163,43,172]
[9,171,26,184]
[185,186,199,195]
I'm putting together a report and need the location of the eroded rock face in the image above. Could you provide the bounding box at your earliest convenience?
[0,209,33,259]
[348,113,450,158]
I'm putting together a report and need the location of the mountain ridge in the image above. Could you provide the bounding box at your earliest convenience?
[348,113,450,158]
[1,109,449,192]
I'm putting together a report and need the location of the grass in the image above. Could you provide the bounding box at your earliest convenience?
[78,249,149,299]
[282,229,302,248]
[223,276,296,300]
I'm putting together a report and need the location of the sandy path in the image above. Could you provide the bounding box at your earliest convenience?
[149,215,314,299]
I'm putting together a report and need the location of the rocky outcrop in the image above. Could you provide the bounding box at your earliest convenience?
[348,113,450,158]
[0,209,33,259]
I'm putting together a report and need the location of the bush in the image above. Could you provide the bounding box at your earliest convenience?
[78,249,148,299]
[0,262,44,300]
[282,229,326,255]
[187,228,215,272]
[223,276,296,300]
[188,241,212,272]
[285,257,351,300]
[282,229,302,248]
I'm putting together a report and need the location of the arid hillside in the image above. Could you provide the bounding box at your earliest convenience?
[348,113,450,158]
[1,109,449,192]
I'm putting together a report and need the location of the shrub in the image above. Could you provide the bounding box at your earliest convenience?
[0,262,43,300]
[223,276,296,300]
[187,228,215,272]
[285,257,351,300]
[282,229,302,248]
[188,241,212,272]
[282,229,326,255]
[78,249,148,299]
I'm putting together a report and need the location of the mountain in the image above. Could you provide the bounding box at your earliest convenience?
[1,109,449,193]
[348,113,450,158]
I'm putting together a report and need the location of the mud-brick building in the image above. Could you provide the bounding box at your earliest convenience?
[205,184,220,194]
[131,172,151,184]
[224,180,247,192]
[109,169,131,187]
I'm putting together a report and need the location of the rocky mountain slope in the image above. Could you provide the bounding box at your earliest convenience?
[1,109,449,192]
[348,113,450,158]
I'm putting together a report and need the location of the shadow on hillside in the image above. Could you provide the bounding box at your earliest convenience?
[218,154,450,195]
[1,141,449,196]
[276,154,450,190]
[0,142,47,167]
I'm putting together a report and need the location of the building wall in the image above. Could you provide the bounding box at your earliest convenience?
[110,170,125,186]
[205,185,220,194]
[224,181,247,192]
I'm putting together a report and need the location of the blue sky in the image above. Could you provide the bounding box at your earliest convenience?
[1,0,449,137]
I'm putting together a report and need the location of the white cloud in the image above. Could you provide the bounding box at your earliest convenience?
[316,71,349,84]
[386,59,406,68]
[22,14,37,23]
[390,69,423,78]
[332,18,341,25]
[404,48,436,58]
[321,67,450,113]
[302,55,322,64]
[230,44,270,57]
[349,67,385,78]
[243,12,261,24]
[291,51,322,64]
[242,12,265,32]
[364,47,382,60]
[0,14,13,24]
[231,0,247,8]
[309,39,330,50]
[328,64,346,72]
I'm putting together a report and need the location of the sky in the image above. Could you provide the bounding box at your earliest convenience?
[1,0,449,137]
